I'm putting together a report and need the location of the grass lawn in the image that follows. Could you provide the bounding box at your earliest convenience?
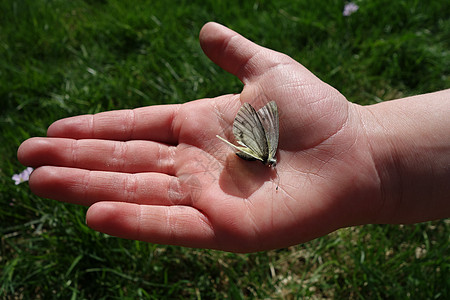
[1,0,449,298]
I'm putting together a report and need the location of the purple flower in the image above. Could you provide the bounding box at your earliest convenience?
[12,167,34,185]
[343,2,359,16]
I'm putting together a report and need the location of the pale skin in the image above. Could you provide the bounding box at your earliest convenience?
[17,22,450,252]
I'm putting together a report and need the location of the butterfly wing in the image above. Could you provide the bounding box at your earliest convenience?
[232,103,269,163]
[256,101,279,165]
[215,135,259,161]
[216,102,279,166]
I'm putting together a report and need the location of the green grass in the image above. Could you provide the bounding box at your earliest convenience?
[1,0,449,298]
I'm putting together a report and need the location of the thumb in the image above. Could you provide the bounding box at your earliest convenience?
[199,22,314,86]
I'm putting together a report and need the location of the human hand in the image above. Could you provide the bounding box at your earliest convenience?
[19,22,442,252]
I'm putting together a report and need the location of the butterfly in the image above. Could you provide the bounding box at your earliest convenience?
[216,101,279,167]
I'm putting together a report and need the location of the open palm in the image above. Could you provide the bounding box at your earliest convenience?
[18,22,381,252]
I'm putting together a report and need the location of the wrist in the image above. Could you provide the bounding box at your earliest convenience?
[362,91,450,223]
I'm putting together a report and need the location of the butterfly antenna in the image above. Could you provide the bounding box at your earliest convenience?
[275,167,280,191]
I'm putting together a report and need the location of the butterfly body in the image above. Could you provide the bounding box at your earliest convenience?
[216,101,279,167]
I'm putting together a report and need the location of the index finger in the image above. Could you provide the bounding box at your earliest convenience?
[47,104,181,144]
